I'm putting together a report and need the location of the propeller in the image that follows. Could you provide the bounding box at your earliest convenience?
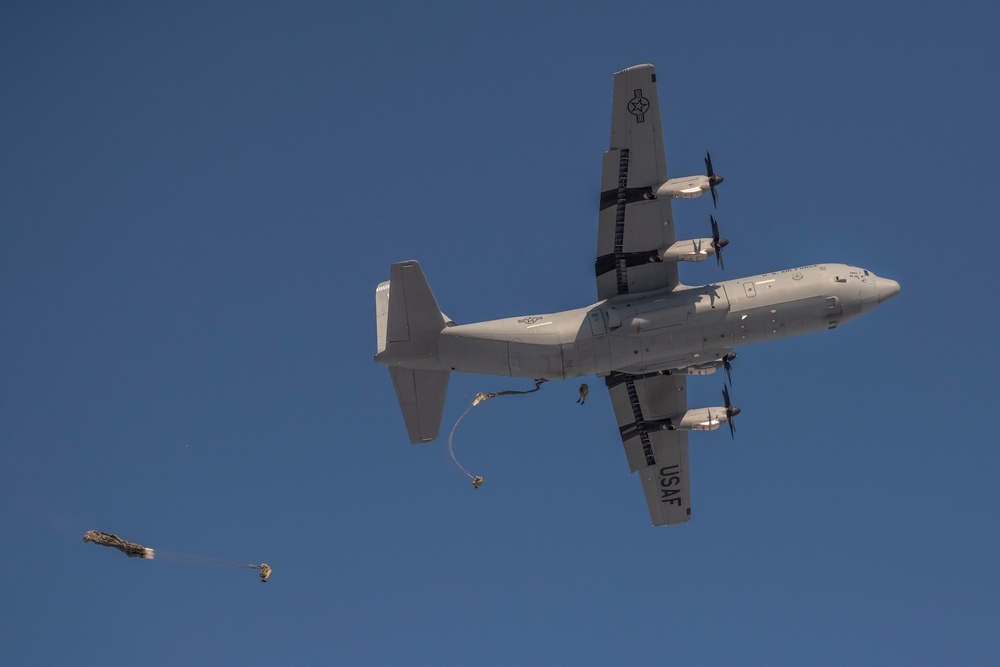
[722,352,737,385]
[705,151,724,208]
[710,215,728,270]
[722,383,741,439]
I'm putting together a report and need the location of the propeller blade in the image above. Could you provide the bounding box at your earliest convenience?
[711,215,725,270]
[705,151,722,209]
[723,383,738,440]
[723,357,733,385]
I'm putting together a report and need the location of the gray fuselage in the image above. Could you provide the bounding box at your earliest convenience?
[425,264,898,380]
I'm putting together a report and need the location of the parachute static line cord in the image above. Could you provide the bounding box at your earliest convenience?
[446,404,477,481]
[446,379,547,488]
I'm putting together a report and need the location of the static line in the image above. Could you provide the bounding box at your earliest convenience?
[446,404,477,481]
[445,379,548,488]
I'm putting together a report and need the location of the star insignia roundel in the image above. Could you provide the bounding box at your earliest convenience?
[628,89,649,123]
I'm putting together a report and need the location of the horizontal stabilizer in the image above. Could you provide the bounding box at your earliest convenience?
[389,367,450,443]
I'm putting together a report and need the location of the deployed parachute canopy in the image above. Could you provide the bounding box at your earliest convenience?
[83,530,154,559]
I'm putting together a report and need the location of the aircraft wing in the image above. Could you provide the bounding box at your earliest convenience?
[596,64,679,300]
[606,371,691,526]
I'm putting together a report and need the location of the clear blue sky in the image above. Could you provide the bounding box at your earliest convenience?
[2,2,998,665]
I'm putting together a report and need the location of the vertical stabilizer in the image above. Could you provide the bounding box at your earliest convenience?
[386,261,448,344]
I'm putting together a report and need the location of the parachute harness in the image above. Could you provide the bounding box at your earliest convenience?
[446,379,547,488]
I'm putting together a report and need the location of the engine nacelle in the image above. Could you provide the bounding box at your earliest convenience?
[686,352,737,376]
[653,175,711,200]
[674,407,730,431]
[687,361,722,376]
[660,238,722,263]
[633,405,739,435]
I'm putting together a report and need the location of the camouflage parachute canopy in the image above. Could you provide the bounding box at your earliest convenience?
[83,530,154,559]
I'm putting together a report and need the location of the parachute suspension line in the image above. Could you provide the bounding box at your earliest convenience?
[154,550,259,569]
[136,550,273,583]
[446,379,548,489]
[83,530,272,582]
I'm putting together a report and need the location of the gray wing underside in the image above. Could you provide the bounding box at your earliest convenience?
[606,371,691,526]
[596,64,678,300]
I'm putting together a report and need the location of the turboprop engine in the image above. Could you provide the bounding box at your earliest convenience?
[659,237,727,263]
[646,153,724,206]
[687,353,737,378]
[671,406,739,431]
[656,215,728,269]
[625,385,740,440]
[652,175,713,200]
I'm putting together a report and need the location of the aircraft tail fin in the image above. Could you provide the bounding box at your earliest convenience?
[384,260,449,344]
[375,261,451,443]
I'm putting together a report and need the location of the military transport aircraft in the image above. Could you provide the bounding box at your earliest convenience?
[374,64,900,526]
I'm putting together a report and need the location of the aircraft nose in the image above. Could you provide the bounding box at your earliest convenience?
[877,277,900,304]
